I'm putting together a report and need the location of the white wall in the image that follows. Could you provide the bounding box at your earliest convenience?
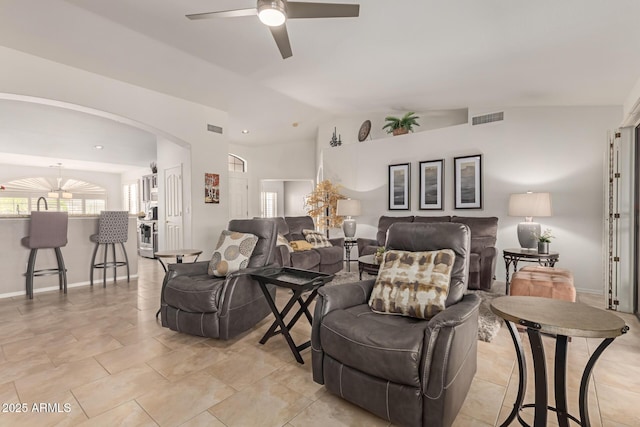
[284,181,313,216]
[1,46,229,255]
[0,163,122,209]
[319,106,622,298]
[229,140,316,218]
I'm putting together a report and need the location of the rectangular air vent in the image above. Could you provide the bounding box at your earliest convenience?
[207,124,223,134]
[472,112,504,126]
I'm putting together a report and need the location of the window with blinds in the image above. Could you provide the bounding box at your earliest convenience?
[122,183,139,214]
[261,192,277,218]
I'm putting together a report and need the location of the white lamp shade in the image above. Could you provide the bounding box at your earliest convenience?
[336,199,361,217]
[508,192,552,217]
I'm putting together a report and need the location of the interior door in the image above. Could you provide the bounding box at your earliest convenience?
[164,164,183,250]
[229,175,248,219]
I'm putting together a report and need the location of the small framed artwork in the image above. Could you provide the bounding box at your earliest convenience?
[454,154,482,209]
[388,163,410,210]
[204,173,220,204]
[419,159,444,210]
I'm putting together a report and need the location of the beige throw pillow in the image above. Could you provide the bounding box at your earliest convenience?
[368,249,455,320]
[302,229,332,248]
[208,230,258,276]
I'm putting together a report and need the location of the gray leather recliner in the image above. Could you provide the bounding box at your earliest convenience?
[160,218,278,340]
[312,222,481,427]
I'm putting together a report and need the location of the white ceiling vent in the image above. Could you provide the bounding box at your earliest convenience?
[207,124,223,134]
[472,112,504,126]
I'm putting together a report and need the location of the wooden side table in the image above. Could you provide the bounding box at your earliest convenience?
[503,248,559,294]
[491,296,628,427]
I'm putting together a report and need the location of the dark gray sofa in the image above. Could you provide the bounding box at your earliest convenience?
[357,215,498,290]
[312,222,481,427]
[273,216,344,274]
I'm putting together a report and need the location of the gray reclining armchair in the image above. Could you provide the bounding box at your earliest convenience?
[312,222,481,427]
[160,218,277,340]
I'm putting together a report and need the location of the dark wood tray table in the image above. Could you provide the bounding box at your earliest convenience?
[250,267,334,364]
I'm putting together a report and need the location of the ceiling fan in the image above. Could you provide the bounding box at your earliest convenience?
[186,0,360,59]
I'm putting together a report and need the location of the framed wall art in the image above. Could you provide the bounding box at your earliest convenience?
[205,173,220,204]
[388,163,410,210]
[454,154,482,209]
[419,159,444,210]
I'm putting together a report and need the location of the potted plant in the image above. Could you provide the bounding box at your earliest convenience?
[382,112,420,136]
[375,247,386,264]
[536,228,554,254]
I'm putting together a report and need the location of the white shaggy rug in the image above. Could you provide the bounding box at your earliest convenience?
[326,270,503,343]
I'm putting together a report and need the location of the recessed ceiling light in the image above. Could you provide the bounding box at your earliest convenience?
[241,129,249,134]
[94,145,104,150]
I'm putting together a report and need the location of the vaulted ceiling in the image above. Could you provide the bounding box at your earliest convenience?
[1,0,640,148]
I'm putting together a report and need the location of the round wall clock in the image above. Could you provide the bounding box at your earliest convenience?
[358,120,371,142]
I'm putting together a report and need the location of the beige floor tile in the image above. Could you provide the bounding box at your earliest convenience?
[179,411,226,427]
[45,333,123,366]
[2,329,78,362]
[95,337,172,374]
[0,390,87,427]
[109,319,165,346]
[154,330,207,350]
[475,345,515,387]
[75,400,157,427]
[68,317,134,341]
[593,358,640,394]
[209,376,313,427]
[0,322,35,346]
[595,383,640,426]
[72,363,168,417]
[451,412,493,427]
[137,371,235,427]
[0,381,19,404]
[206,344,286,391]
[0,352,54,386]
[458,378,505,426]
[14,357,109,403]
[266,359,324,400]
[147,342,229,381]
[602,419,635,427]
[288,391,389,427]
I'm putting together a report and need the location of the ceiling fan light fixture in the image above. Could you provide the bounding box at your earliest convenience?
[258,0,287,26]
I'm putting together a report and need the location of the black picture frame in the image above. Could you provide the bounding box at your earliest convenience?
[419,159,444,210]
[454,154,482,209]
[388,163,410,210]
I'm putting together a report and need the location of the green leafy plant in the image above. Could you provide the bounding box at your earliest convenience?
[536,228,555,243]
[382,112,420,135]
[375,247,386,256]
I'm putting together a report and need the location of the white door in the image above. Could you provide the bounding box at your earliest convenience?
[229,175,248,219]
[164,164,183,250]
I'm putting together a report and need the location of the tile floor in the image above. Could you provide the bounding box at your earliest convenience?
[0,257,639,426]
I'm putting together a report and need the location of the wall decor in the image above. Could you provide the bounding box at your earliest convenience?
[419,159,444,210]
[454,154,482,209]
[329,127,342,147]
[388,163,410,210]
[358,120,372,141]
[205,173,220,204]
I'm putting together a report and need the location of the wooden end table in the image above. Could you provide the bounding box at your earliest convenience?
[503,248,559,294]
[250,267,333,364]
[358,254,381,280]
[491,296,628,427]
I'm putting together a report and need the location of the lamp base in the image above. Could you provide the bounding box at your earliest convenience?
[343,219,357,238]
[517,222,541,249]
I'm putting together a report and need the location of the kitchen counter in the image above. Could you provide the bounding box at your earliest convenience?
[0,216,138,298]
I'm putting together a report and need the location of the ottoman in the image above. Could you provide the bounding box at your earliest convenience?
[510,265,576,302]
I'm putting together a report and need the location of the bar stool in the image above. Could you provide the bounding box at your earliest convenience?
[21,211,69,299]
[90,211,130,287]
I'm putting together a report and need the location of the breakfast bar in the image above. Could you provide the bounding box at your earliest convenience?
[0,215,138,298]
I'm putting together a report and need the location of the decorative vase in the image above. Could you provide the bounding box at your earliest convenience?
[392,127,409,136]
[375,253,384,264]
[538,242,549,254]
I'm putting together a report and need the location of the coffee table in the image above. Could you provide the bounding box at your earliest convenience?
[358,254,381,279]
[250,267,334,364]
[491,296,628,427]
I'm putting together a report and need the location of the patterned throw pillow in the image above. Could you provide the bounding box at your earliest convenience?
[276,233,293,253]
[208,230,258,276]
[302,229,332,248]
[368,249,456,320]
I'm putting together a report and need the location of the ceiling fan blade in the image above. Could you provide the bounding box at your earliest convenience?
[186,8,257,20]
[286,2,359,19]
[269,24,293,59]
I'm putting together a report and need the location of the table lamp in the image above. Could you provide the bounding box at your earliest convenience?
[336,198,361,238]
[508,192,552,249]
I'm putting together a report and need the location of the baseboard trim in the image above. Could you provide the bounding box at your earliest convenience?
[0,274,139,299]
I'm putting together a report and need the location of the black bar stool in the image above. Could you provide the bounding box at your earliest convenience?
[90,211,130,287]
[21,211,69,299]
